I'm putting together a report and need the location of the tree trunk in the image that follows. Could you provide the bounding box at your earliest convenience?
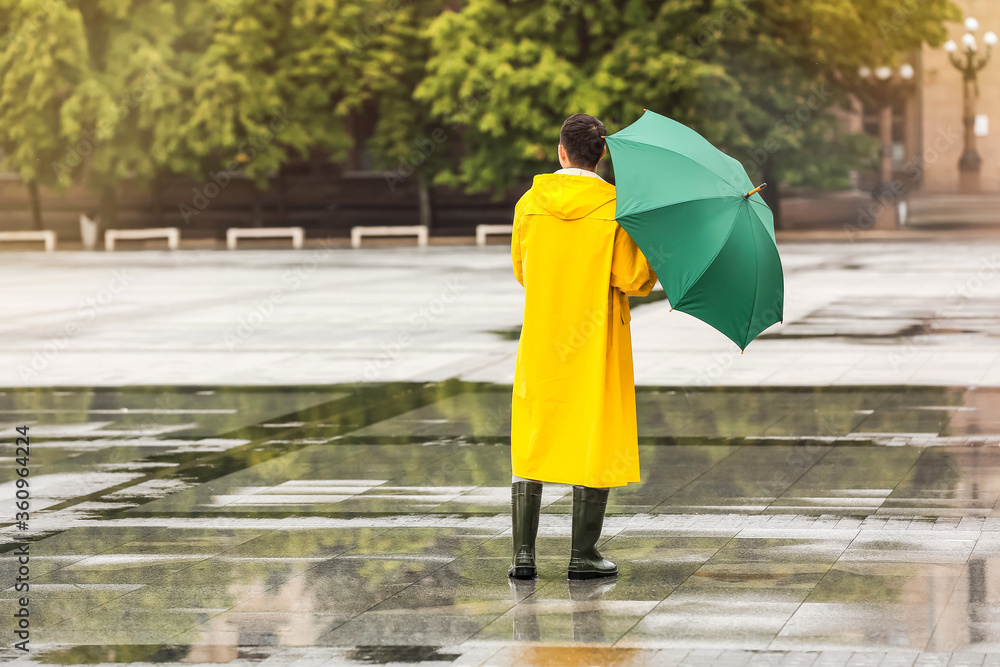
[152,176,165,225]
[251,185,264,227]
[761,162,782,230]
[278,170,289,225]
[27,181,43,231]
[98,184,118,236]
[417,173,434,231]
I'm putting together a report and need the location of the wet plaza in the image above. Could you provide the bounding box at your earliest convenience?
[4,242,1000,664]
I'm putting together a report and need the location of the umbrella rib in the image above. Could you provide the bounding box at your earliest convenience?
[608,137,747,193]
[746,203,777,243]
[672,207,742,309]
[617,194,745,223]
[742,215,761,350]
[748,197,773,218]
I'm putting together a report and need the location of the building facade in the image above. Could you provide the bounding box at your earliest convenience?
[918,0,1000,193]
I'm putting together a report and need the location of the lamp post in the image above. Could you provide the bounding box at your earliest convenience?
[944,17,997,194]
[858,64,915,228]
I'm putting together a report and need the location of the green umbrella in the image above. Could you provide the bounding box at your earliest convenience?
[605,109,784,351]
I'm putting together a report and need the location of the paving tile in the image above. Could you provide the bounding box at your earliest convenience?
[770,602,942,650]
[616,599,799,649]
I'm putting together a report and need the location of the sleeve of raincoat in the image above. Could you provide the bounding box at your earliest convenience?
[511,192,529,287]
[611,224,657,296]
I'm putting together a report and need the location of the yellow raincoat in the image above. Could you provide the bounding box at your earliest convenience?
[511,172,657,488]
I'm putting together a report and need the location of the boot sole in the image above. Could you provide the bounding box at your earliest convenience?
[567,569,618,581]
[508,567,537,580]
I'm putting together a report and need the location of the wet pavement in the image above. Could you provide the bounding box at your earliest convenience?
[5,383,1000,663]
[4,241,1000,387]
[5,239,1000,663]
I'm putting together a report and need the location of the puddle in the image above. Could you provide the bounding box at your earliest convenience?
[762,296,1000,342]
[347,645,462,663]
[4,382,1000,657]
[0,382,995,529]
[35,645,191,664]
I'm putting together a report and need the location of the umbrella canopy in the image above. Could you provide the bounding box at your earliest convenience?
[605,109,784,350]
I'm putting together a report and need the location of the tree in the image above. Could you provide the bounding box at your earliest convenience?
[416,0,960,225]
[358,0,447,228]
[416,0,723,196]
[0,0,190,232]
[672,0,960,226]
[163,0,337,227]
[0,0,92,229]
[164,0,438,228]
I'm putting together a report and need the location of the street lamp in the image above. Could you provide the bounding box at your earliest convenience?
[944,16,997,193]
[858,64,916,212]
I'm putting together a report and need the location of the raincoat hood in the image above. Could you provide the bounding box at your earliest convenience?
[527,174,617,222]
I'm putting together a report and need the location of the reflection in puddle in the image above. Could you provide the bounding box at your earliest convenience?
[4,382,1000,659]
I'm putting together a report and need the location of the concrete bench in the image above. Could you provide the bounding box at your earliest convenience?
[351,225,428,249]
[0,230,57,252]
[227,227,304,250]
[105,227,179,251]
[476,224,513,246]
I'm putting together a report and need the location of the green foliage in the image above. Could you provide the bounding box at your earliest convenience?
[361,0,448,182]
[0,0,93,187]
[0,0,962,212]
[0,0,184,192]
[0,0,422,196]
[417,0,960,195]
[163,0,355,185]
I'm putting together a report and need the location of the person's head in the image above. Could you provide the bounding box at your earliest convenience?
[558,113,607,171]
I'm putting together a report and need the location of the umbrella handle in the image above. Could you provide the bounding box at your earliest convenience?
[744,183,767,199]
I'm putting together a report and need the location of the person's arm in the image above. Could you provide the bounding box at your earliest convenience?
[511,194,529,287]
[610,224,656,296]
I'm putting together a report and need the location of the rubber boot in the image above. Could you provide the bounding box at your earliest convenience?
[567,485,618,580]
[508,481,543,579]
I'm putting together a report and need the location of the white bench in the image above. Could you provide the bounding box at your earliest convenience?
[351,225,428,249]
[105,227,179,251]
[476,224,513,246]
[0,230,57,252]
[227,227,304,250]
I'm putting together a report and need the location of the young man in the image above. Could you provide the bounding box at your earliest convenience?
[509,113,657,580]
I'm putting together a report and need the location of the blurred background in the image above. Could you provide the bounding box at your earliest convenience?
[1,0,997,246]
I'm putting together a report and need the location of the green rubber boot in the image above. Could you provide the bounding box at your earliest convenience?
[567,485,618,580]
[508,481,543,579]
